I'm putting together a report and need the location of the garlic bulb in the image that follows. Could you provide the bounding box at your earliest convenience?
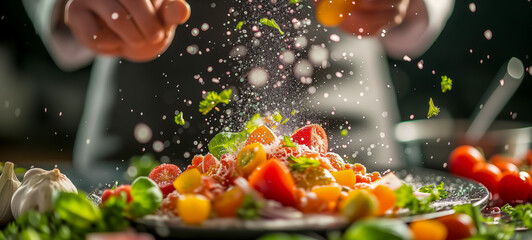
[0,162,21,224]
[11,168,77,219]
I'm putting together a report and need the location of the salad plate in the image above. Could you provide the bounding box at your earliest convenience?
[89,167,489,239]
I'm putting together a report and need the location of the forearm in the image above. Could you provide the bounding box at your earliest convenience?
[382,0,455,59]
[22,0,94,71]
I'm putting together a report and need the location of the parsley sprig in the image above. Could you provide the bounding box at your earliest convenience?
[259,18,284,35]
[502,203,532,228]
[174,112,185,125]
[418,182,449,199]
[427,98,440,119]
[441,75,453,93]
[288,155,320,172]
[283,136,296,147]
[394,182,448,214]
[237,194,263,220]
[199,89,232,115]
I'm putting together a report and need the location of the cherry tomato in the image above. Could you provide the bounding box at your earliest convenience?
[178,194,211,225]
[291,124,328,153]
[101,185,133,206]
[324,152,346,171]
[438,213,476,240]
[471,163,502,194]
[490,154,522,167]
[448,145,485,178]
[236,142,267,177]
[498,171,532,203]
[213,186,245,218]
[492,160,519,174]
[173,168,203,194]
[245,125,277,146]
[149,164,182,197]
[410,219,447,240]
[187,153,219,173]
[248,158,297,207]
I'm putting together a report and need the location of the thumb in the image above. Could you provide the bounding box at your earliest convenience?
[159,0,191,27]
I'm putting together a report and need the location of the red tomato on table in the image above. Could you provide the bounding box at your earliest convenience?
[498,172,532,203]
[438,213,476,240]
[492,160,519,174]
[448,145,485,178]
[471,163,502,194]
[101,185,133,205]
[248,158,297,207]
[291,124,328,153]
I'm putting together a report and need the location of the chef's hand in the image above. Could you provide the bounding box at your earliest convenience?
[65,0,190,61]
[316,0,425,36]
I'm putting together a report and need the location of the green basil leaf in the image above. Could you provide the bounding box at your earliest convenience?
[208,132,247,159]
[53,191,102,229]
[129,177,163,218]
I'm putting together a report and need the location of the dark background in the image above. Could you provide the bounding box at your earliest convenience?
[0,0,531,168]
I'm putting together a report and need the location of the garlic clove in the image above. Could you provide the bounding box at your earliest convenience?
[0,162,21,225]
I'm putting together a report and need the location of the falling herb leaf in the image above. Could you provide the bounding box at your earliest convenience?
[291,110,296,115]
[290,0,301,3]
[272,111,283,123]
[199,89,232,115]
[283,136,296,147]
[288,155,320,172]
[441,75,453,93]
[418,182,449,199]
[174,112,185,125]
[281,118,290,124]
[236,21,244,30]
[341,129,348,136]
[427,98,440,119]
[259,18,284,35]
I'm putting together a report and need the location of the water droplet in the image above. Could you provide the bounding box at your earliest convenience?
[153,141,164,152]
[134,123,153,144]
[469,3,476,12]
[111,12,119,20]
[308,45,329,66]
[248,67,269,87]
[335,72,343,78]
[409,114,415,120]
[186,45,199,55]
[417,60,424,69]
[280,51,295,64]
[201,23,210,31]
[191,28,199,36]
[329,34,341,42]
[86,139,91,144]
[294,59,313,78]
[500,79,504,86]
[294,36,308,49]
[403,55,412,62]
[484,30,493,40]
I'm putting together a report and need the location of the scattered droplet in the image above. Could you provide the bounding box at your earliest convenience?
[111,12,119,20]
[153,141,165,152]
[329,34,341,42]
[248,67,269,87]
[186,45,199,55]
[403,55,412,62]
[191,28,200,36]
[484,30,493,40]
[469,3,476,12]
[201,23,210,31]
[134,123,153,144]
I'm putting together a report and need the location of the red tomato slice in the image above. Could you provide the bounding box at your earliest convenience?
[498,171,532,203]
[187,154,219,173]
[248,158,297,207]
[291,124,328,153]
[149,164,182,197]
[448,145,485,178]
[471,163,502,194]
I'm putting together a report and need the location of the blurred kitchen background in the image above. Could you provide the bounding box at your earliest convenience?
[0,0,531,169]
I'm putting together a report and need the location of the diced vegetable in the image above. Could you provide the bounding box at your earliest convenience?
[248,159,297,207]
[372,185,396,216]
[178,194,211,224]
[410,219,447,240]
[173,168,203,194]
[292,166,335,190]
[245,125,277,146]
[148,164,182,197]
[213,187,245,218]
[236,142,267,177]
[311,185,341,203]
[188,154,219,174]
[340,190,378,221]
[291,124,328,153]
[331,170,356,189]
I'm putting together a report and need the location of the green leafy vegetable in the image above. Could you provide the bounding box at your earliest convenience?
[259,18,284,35]
[456,204,514,240]
[502,203,532,228]
[208,132,247,159]
[125,154,159,181]
[100,193,130,232]
[199,89,232,115]
[236,195,263,220]
[290,0,301,3]
[394,184,435,214]
[236,21,244,30]
[441,75,453,93]
[291,110,296,115]
[418,182,449,199]
[342,219,412,240]
[427,98,440,119]
[288,155,321,172]
[53,192,102,229]
[128,177,163,218]
[283,136,296,147]
[272,111,283,123]
[174,112,185,125]
[242,113,263,134]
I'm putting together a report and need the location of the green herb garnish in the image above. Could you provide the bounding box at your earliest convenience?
[283,136,296,147]
[427,98,440,119]
[272,111,283,123]
[199,89,232,115]
[290,0,301,3]
[456,204,514,240]
[208,114,264,159]
[418,182,449,199]
[236,21,244,30]
[291,110,296,115]
[441,75,453,93]
[394,184,434,214]
[174,112,185,125]
[502,203,532,228]
[341,129,348,136]
[259,18,284,35]
[288,155,320,172]
[237,195,263,220]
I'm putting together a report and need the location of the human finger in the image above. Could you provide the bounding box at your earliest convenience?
[65,2,122,53]
[117,0,165,43]
[159,0,191,27]
[90,0,145,46]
